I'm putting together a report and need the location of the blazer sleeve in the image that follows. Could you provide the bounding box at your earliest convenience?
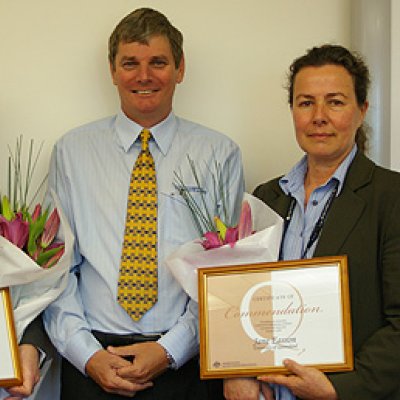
[327,169,400,399]
[19,314,51,356]
[254,159,400,400]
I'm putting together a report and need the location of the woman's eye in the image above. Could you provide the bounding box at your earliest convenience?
[329,99,344,106]
[298,100,312,107]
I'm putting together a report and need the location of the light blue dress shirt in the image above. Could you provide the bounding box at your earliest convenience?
[271,145,357,400]
[280,145,357,260]
[43,110,244,374]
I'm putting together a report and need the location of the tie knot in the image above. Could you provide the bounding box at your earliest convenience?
[140,129,151,151]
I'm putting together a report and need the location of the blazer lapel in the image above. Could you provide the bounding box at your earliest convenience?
[314,189,365,256]
[314,152,375,257]
[266,181,292,219]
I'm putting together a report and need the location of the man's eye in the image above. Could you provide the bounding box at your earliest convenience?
[151,60,167,68]
[122,61,138,69]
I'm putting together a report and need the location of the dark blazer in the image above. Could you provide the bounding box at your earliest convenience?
[253,152,400,400]
[20,314,52,361]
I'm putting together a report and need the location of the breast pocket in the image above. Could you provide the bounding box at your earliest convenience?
[161,187,210,246]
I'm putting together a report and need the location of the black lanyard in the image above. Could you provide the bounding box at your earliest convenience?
[279,180,339,260]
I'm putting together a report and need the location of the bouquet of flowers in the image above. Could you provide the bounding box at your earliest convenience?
[0,137,73,341]
[165,156,283,302]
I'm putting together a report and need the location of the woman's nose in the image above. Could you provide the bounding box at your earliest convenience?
[312,103,328,126]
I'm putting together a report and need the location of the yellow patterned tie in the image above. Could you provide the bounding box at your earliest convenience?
[117,129,158,321]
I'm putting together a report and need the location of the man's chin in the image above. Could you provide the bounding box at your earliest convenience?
[123,106,171,127]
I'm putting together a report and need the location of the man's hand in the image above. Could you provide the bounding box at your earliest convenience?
[5,344,40,399]
[85,349,153,397]
[107,342,169,383]
[258,359,338,400]
[223,377,274,400]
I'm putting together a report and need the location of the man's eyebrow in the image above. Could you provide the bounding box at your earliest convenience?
[119,55,169,60]
[150,55,169,60]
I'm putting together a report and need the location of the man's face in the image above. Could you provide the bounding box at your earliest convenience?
[110,35,184,127]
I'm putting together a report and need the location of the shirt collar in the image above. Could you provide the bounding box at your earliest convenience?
[279,144,358,196]
[114,110,177,156]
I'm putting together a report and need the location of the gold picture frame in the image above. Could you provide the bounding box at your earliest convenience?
[198,255,353,379]
[0,287,22,387]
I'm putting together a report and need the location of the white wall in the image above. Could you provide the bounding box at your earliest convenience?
[391,0,400,172]
[0,0,351,195]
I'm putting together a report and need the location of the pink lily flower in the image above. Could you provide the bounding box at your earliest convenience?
[224,227,239,247]
[31,204,42,222]
[40,208,60,248]
[0,213,29,249]
[202,231,223,250]
[238,200,252,240]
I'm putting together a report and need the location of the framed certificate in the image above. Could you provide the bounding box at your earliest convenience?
[0,287,22,387]
[198,255,353,379]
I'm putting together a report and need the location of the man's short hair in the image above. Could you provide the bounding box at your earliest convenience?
[109,8,183,69]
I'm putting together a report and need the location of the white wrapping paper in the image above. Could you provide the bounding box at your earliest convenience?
[165,193,283,302]
[0,190,74,341]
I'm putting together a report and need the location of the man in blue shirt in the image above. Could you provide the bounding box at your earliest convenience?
[44,7,244,399]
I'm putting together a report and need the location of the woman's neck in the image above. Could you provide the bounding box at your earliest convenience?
[304,162,338,206]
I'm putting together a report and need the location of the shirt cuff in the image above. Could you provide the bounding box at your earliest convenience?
[37,347,47,369]
[158,323,199,368]
[64,329,103,375]
[159,345,177,369]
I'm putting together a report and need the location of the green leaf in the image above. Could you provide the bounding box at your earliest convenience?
[214,216,227,240]
[1,196,14,221]
[6,136,47,212]
[27,208,49,255]
[36,245,63,266]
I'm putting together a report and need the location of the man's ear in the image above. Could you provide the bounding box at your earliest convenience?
[109,62,117,85]
[176,54,185,84]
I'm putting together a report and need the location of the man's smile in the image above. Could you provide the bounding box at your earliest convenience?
[132,89,160,94]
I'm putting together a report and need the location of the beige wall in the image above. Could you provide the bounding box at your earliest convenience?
[391,0,400,172]
[0,0,351,195]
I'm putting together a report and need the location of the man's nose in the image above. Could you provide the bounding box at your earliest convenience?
[136,64,151,82]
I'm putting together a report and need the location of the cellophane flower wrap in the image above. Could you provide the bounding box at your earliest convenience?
[0,137,73,341]
[0,191,73,341]
[165,154,283,301]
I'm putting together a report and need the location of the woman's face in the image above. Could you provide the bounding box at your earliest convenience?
[291,64,368,167]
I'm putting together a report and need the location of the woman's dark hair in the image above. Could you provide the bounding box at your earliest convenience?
[287,44,370,153]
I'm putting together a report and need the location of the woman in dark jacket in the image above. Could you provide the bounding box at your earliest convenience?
[253,45,400,400]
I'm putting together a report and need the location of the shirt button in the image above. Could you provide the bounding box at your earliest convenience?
[312,200,318,206]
